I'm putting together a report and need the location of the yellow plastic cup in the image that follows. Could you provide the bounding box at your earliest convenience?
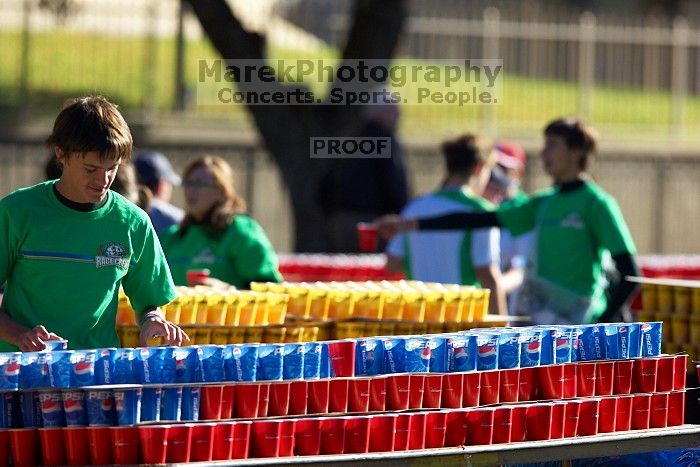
[657,284,674,313]
[284,326,302,343]
[263,326,287,343]
[355,290,383,320]
[378,321,396,336]
[443,289,463,322]
[444,322,464,333]
[641,283,658,312]
[206,298,228,326]
[237,292,259,327]
[335,321,360,339]
[301,325,320,342]
[212,327,229,345]
[228,327,247,344]
[285,285,311,319]
[316,323,332,341]
[412,322,429,335]
[195,327,213,345]
[671,313,690,344]
[471,289,490,321]
[116,296,137,326]
[267,293,289,325]
[327,290,355,321]
[364,321,381,337]
[178,291,197,325]
[426,322,445,335]
[224,293,241,326]
[394,322,414,336]
[692,287,700,314]
[194,290,211,325]
[674,286,691,314]
[163,298,181,324]
[424,292,445,323]
[402,291,425,322]
[381,290,404,321]
[689,315,700,344]
[121,326,140,347]
[115,327,125,347]
[245,326,264,343]
[307,287,330,321]
[250,282,269,292]
[254,294,270,326]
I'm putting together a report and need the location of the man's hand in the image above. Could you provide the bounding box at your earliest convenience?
[374,215,417,240]
[18,325,64,352]
[140,312,190,346]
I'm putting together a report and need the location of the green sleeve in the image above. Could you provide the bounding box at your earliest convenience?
[495,195,540,237]
[122,219,177,320]
[590,194,637,256]
[0,200,18,287]
[228,216,283,286]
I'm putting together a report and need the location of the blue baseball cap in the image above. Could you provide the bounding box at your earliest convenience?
[133,151,181,187]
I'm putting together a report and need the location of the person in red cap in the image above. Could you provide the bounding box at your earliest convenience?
[493,140,528,203]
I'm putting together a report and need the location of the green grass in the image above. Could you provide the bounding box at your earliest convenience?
[2,30,700,143]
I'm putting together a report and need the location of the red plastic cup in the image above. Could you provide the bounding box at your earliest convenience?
[598,397,617,433]
[576,362,597,397]
[320,417,346,455]
[110,426,140,465]
[63,426,90,465]
[345,416,371,453]
[444,410,468,447]
[369,376,387,412]
[492,406,513,444]
[269,382,291,416]
[499,369,520,403]
[9,428,39,467]
[190,422,215,462]
[0,430,8,467]
[252,420,282,458]
[409,374,426,409]
[442,373,464,408]
[595,361,614,396]
[307,380,330,414]
[231,421,252,459]
[518,367,536,402]
[39,428,67,466]
[167,423,193,463]
[329,378,350,413]
[357,222,379,252]
[466,408,495,445]
[294,418,321,456]
[257,383,271,418]
[348,378,371,413]
[387,374,410,410]
[633,358,658,393]
[407,412,427,450]
[550,401,566,439]
[235,384,261,419]
[537,365,564,400]
[212,422,234,461]
[186,268,211,286]
[510,405,527,442]
[615,395,633,432]
[394,413,410,451]
[424,411,448,449]
[526,403,553,441]
[562,363,577,399]
[278,419,296,457]
[369,414,397,452]
[479,370,500,405]
[668,390,685,427]
[221,385,235,419]
[650,392,669,429]
[656,356,675,392]
[200,385,224,420]
[139,425,170,464]
[463,372,481,407]
[613,360,634,395]
[288,381,308,415]
[631,394,651,430]
[577,398,601,436]
[327,340,356,377]
[423,374,444,409]
[674,355,688,390]
[564,400,582,438]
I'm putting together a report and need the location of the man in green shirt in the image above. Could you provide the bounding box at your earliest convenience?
[0,96,187,351]
[377,118,639,325]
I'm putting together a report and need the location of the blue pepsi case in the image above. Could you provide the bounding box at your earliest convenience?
[140,387,162,422]
[427,337,447,373]
[160,386,183,421]
[405,337,430,373]
[226,344,258,382]
[21,391,43,427]
[355,338,384,376]
[447,334,477,372]
[641,321,662,357]
[498,332,520,369]
[62,390,88,426]
[94,348,117,386]
[476,333,499,371]
[113,348,138,384]
[20,352,51,389]
[319,343,331,378]
[282,343,304,380]
[382,337,406,374]
[174,346,203,384]
[0,392,22,428]
[44,340,68,351]
[86,389,116,426]
[519,330,542,368]
[71,350,96,387]
[39,391,65,427]
[256,344,284,381]
[577,325,606,361]
[553,327,574,364]
[537,328,556,365]
[181,386,200,421]
[0,352,21,390]
[302,343,322,380]
[114,388,142,425]
[47,350,73,388]
[200,345,225,383]
[137,347,177,384]
[605,324,626,359]
[627,323,641,358]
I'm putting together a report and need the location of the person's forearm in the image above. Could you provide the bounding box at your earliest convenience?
[477,266,508,316]
[418,212,501,231]
[0,311,29,348]
[500,267,525,295]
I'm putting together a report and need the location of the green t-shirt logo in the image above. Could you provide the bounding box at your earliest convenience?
[560,213,584,230]
[96,242,130,269]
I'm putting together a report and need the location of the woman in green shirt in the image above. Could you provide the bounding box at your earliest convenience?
[378,118,639,325]
[160,156,282,289]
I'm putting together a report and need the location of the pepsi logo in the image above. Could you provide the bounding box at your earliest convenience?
[73,362,93,376]
[64,400,83,413]
[41,400,62,414]
[232,348,242,357]
[526,341,541,354]
[175,359,186,369]
[101,399,113,411]
[619,326,627,334]
[641,323,652,332]
[478,346,497,357]
[421,347,431,360]
[99,349,111,357]
[453,347,468,362]
[555,338,570,351]
[3,363,20,377]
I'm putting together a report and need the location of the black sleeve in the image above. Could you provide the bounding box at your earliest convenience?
[596,252,640,323]
[417,211,502,230]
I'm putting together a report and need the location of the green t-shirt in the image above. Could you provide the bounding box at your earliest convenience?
[160,215,282,289]
[0,181,177,351]
[496,181,636,313]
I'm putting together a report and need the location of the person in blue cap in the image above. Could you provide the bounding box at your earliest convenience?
[134,151,185,235]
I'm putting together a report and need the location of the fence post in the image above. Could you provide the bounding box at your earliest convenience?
[578,12,596,120]
[174,0,188,111]
[670,16,689,142]
[19,0,32,104]
[143,0,158,117]
[481,7,500,138]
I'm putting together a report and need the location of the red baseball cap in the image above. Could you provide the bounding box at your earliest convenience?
[494,140,526,171]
